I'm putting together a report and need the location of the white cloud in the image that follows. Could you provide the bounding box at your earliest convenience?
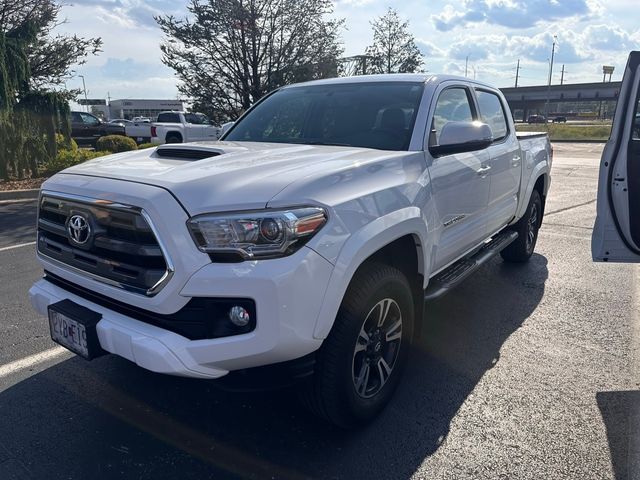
[583,24,637,51]
[416,40,446,58]
[53,0,640,99]
[431,0,598,31]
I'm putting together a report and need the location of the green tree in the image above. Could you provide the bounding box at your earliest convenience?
[157,0,344,123]
[365,8,423,74]
[0,0,102,179]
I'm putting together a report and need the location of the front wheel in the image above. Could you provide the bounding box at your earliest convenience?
[299,262,414,428]
[500,189,542,263]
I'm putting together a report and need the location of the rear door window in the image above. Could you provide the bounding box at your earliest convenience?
[184,113,209,124]
[476,90,508,140]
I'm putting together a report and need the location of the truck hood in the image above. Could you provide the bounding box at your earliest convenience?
[61,141,408,214]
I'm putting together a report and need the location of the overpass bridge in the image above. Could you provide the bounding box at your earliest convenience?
[499,81,621,121]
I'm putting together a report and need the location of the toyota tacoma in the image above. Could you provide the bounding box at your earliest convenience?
[30,74,552,427]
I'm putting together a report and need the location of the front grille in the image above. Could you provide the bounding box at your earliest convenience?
[37,192,171,296]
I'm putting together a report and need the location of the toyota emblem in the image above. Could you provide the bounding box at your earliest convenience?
[67,214,91,245]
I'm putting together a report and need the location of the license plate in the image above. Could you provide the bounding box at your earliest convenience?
[48,300,106,360]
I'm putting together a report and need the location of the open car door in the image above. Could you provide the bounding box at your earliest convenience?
[593,51,640,262]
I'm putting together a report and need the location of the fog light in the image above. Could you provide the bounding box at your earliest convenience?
[228,306,251,327]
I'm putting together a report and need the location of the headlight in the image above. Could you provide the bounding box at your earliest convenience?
[187,207,327,260]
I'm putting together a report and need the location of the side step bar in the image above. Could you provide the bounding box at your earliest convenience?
[424,230,518,302]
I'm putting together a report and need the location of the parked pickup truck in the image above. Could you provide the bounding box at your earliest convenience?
[150,111,221,144]
[30,75,551,427]
[125,120,153,144]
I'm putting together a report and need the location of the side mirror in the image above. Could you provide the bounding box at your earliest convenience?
[430,121,493,157]
[221,121,235,136]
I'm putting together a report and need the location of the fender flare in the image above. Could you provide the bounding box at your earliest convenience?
[312,206,429,339]
[514,158,550,222]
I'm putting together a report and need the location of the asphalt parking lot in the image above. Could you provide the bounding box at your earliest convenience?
[0,143,638,480]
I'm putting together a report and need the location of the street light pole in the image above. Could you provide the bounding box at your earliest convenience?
[79,75,89,112]
[465,55,469,77]
[544,36,557,121]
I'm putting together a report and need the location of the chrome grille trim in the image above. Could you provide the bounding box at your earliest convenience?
[37,190,175,297]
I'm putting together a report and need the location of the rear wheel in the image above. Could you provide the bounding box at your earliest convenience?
[299,262,414,428]
[166,133,182,143]
[501,189,542,263]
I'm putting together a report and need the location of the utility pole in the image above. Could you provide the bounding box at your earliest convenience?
[544,36,557,121]
[465,55,469,77]
[79,75,89,112]
[515,59,520,88]
[560,64,566,85]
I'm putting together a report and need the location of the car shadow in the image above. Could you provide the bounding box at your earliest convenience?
[596,390,640,480]
[0,254,548,480]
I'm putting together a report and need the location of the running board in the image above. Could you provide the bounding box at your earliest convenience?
[424,231,519,302]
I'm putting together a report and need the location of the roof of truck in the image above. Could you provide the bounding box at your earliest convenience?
[286,74,498,90]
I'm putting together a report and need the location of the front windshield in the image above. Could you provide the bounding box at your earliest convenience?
[225,82,424,151]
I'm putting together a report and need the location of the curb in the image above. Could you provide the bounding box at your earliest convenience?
[0,189,39,201]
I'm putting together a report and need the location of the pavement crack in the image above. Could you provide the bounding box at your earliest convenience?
[545,199,596,217]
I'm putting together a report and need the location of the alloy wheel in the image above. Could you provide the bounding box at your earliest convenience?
[351,298,403,399]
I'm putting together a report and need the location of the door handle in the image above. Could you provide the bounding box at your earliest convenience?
[512,155,521,167]
[477,165,492,176]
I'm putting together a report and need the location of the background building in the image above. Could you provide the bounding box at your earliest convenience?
[106,99,185,120]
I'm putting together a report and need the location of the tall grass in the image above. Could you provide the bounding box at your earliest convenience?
[515,124,611,141]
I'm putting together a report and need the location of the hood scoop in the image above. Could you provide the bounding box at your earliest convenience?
[155,147,222,161]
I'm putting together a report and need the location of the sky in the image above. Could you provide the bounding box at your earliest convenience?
[56,0,640,103]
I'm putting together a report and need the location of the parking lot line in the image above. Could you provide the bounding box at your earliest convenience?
[0,346,70,379]
[0,241,36,252]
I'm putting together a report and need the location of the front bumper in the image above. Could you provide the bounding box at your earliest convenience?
[30,246,333,379]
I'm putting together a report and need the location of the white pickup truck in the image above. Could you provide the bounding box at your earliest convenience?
[124,119,152,144]
[150,111,221,144]
[30,74,551,427]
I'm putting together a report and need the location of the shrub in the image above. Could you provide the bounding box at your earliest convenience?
[137,142,157,150]
[55,133,78,153]
[96,135,138,153]
[41,148,110,176]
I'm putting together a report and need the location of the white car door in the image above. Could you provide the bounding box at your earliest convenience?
[427,85,492,271]
[474,89,521,236]
[184,113,218,142]
[592,51,640,262]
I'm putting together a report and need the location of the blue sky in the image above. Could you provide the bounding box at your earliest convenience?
[57,0,639,102]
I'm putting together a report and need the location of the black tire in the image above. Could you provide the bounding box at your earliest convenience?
[166,133,182,143]
[500,189,542,263]
[299,262,414,428]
